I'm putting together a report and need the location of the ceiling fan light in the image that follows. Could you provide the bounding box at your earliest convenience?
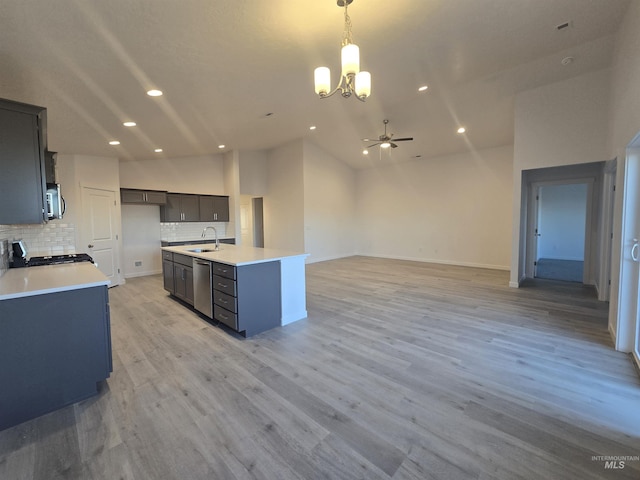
[380,142,391,149]
[341,43,360,75]
[355,71,371,99]
[314,67,331,96]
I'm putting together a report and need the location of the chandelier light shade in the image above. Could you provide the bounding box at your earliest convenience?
[314,0,371,101]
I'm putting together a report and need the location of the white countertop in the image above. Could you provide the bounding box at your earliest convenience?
[0,263,110,301]
[162,243,308,266]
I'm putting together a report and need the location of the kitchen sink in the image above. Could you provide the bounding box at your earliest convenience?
[188,248,220,253]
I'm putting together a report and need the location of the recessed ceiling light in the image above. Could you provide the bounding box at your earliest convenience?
[154,148,163,153]
[309,125,316,130]
[363,149,369,155]
[457,127,466,134]
[146,89,163,97]
[123,121,137,127]
[418,85,428,92]
[109,140,120,145]
[218,144,225,149]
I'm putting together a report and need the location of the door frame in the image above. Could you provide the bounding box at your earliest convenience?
[79,185,123,287]
[610,140,640,357]
[525,178,594,283]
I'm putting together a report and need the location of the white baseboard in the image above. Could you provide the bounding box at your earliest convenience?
[359,253,510,271]
[608,322,617,347]
[281,310,308,326]
[305,252,358,264]
[124,269,162,279]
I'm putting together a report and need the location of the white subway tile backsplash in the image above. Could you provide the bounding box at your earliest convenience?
[160,222,228,242]
[0,223,76,257]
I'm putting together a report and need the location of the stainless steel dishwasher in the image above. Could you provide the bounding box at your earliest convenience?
[193,259,213,318]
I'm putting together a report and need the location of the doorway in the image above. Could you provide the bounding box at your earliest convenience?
[239,195,264,248]
[80,186,120,286]
[533,183,588,282]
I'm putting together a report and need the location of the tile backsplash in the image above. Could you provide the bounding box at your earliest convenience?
[0,223,76,258]
[160,222,228,242]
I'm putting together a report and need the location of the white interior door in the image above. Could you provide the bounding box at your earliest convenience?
[81,187,119,286]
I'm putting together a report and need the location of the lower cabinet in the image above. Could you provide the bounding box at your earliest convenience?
[163,251,194,306]
[161,249,282,337]
[212,260,281,337]
[172,254,194,306]
[0,286,112,431]
[162,251,174,293]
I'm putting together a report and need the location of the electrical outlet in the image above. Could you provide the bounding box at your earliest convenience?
[134,260,142,267]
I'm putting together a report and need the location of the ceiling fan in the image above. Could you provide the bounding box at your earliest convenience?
[363,119,413,149]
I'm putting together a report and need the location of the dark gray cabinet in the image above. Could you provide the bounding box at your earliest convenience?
[0,285,112,430]
[121,188,167,205]
[0,98,47,224]
[171,253,194,305]
[212,260,281,337]
[199,195,230,222]
[161,193,200,222]
[162,251,174,293]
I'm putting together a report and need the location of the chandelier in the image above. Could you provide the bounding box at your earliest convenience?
[314,0,371,102]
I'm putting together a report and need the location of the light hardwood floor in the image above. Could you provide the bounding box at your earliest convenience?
[1,256,639,479]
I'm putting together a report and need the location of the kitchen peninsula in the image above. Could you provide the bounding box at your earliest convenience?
[0,263,112,430]
[161,243,308,337]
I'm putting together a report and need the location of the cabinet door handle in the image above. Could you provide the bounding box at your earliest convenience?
[217,282,227,288]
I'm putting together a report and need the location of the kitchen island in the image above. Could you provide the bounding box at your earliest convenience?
[0,263,112,430]
[161,243,308,336]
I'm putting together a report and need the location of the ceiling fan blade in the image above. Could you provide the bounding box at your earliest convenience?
[393,137,413,142]
[367,142,381,148]
[390,143,398,148]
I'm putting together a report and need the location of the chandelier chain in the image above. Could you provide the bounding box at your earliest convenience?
[342,3,353,47]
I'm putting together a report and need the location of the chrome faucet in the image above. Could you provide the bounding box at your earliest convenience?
[201,226,220,251]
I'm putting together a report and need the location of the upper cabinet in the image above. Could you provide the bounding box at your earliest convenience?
[199,195,229,222]
[157,192,230,223]
[160,193,200,222]
[0,98,47,224]
[121,188,167,205]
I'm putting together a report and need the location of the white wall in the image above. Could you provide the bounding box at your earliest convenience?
[303,140,357,263]
[264,140,305,252]
[356,145,513,269]
[121,204,162,277]
[537,183,588,261]
[607,2,640,352]
[609,0,640,154]
[239,150,268,196]
[510,69,611,285]
[119,154,225,193]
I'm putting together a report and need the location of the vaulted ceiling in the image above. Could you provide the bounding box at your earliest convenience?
[0,0,631,169]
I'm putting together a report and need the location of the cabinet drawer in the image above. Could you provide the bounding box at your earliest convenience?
[213,290,237,313]
[173,253,192,267]
[213,275,236,296]
[162,250,173,261]
[214,306,238,330]
[212,262,236,280]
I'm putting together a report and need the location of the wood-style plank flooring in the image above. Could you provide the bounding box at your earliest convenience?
[1,256,639,479]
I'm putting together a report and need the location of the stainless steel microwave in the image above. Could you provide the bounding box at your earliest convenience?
[46,183,65,220]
